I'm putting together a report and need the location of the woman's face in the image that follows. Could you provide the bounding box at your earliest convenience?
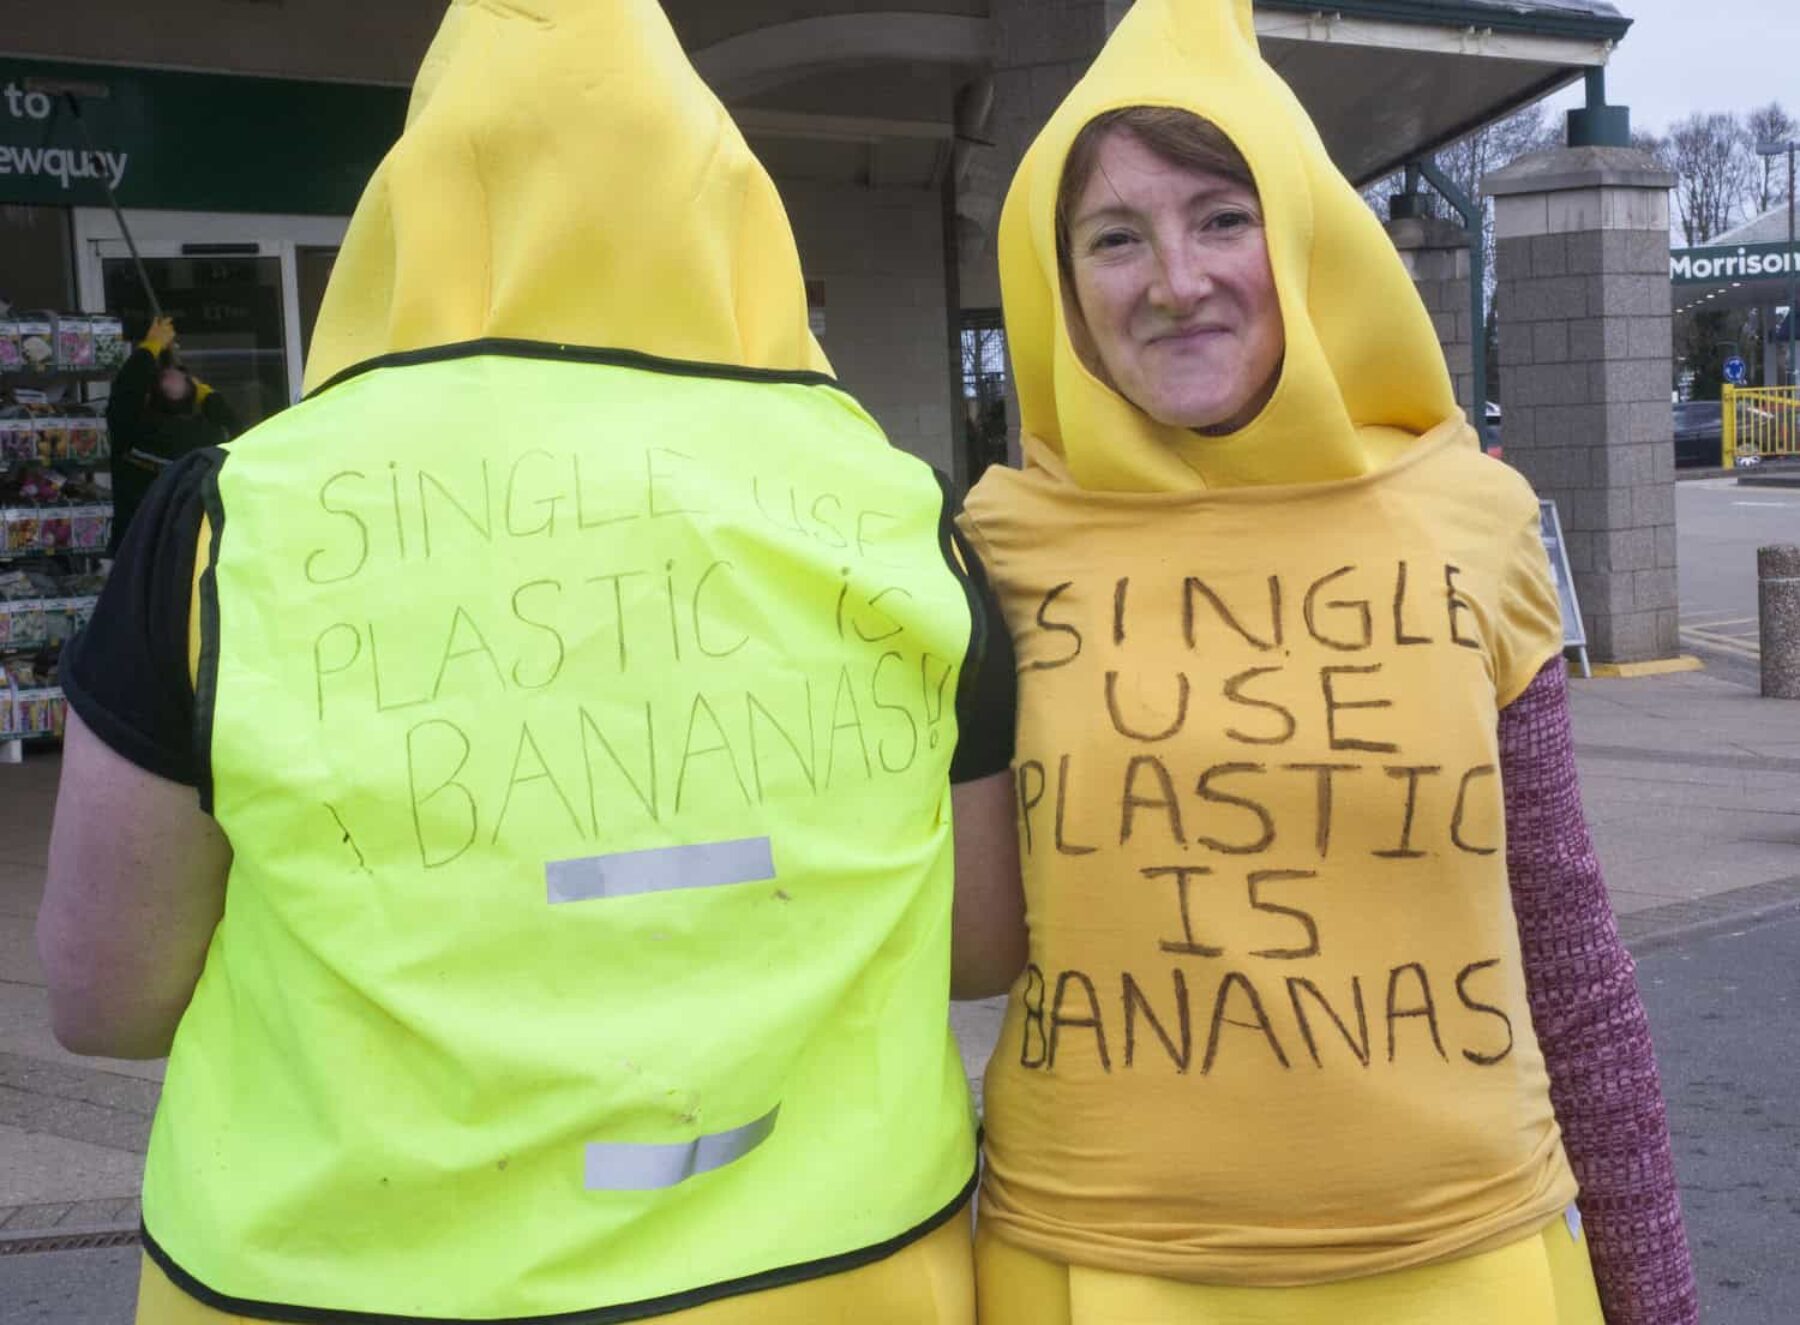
[1065,130,1285,433]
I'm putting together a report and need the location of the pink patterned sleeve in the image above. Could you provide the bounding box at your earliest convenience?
[1500,660,1699,1325]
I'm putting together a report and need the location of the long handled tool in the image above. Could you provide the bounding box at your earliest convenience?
[23,77,164,323]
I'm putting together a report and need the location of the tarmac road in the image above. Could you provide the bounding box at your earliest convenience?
[1635,907,1800,1324]
[1678,477,1800,687]
[1,1244,138,1323]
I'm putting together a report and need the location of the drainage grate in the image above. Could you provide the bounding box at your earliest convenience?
[0,1225,141,1256]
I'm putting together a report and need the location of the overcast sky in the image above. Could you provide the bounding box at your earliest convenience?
[1546,0,1800,136]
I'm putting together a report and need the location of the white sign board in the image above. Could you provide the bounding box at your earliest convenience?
[1539,499,1590,677]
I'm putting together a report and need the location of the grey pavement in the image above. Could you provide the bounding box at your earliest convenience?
[3,494,1800,1316]
[1637,910,1800,1325]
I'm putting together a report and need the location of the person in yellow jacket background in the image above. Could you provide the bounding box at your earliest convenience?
[104,316,240,555]
[37,2,1024,1322]
[957,0,1697,1321]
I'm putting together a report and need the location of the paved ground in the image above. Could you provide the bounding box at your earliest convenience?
[3,1245,140,1323]
[10,900,1800,1323]
[1677,476,1800,688]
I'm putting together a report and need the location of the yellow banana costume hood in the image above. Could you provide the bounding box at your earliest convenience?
[999,0,1464,492]
[304,0,829,389]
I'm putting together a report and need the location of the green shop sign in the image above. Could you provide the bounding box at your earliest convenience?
[1670,242,1800,285]
[0,58,407,215]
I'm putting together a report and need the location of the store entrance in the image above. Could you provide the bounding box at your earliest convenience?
[99,249,289,429]
[74,210,348,432]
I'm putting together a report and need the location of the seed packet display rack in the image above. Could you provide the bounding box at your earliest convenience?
[0,312,121,753]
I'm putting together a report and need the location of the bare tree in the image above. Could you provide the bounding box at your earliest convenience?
[1361,105,1560,407]
[1438,105,1562,215]
[1746,102,1798,214]
[1364,103,1560,295]
[1659,112,1757,245]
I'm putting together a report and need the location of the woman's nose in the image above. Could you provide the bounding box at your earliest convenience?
[1151,243,1213,311]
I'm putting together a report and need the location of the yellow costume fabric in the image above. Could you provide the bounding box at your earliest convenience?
[961,0,1583,1298]
[975,1214,1603,1325]
[302,0,829,392]
[138,1211,974,1325]
[999,0,1458,494]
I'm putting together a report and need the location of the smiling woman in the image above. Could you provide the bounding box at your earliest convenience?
[955,0,1697,1321]
[1055,107,1285,434]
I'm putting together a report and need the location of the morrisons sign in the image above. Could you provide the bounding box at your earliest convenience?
[1671,242,1800,285]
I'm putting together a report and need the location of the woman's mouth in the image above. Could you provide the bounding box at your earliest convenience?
[1150,325,1229,347]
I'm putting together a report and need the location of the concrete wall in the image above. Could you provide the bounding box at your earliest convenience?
[783,180,955,473]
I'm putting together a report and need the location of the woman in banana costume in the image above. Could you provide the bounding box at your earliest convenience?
[959,1,1698,1320]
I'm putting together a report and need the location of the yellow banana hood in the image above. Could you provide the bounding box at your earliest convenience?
[304,0,828,392]
[1000,0,1464,491]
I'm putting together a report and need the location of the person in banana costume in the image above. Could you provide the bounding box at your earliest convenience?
[958,1,1698,1321]
[41,2,1025,1321]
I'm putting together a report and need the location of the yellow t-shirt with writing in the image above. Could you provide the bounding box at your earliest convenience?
[961,424,1575,1287]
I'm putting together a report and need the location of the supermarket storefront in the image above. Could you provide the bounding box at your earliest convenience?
[0,57,405,427]
[1671,209,1800,388]
[0,59,404,742]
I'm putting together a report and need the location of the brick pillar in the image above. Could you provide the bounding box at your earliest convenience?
[1389,216,1475,420]
[1486,147,1679,665]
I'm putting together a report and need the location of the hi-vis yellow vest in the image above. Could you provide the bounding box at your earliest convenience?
[142,345,980,1321]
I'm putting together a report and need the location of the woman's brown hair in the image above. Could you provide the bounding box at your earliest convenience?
[1055,106,1257,283]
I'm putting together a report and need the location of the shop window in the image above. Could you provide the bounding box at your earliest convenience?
[297,246,339,365]
[0,206,75,312]
[102,255,288,430]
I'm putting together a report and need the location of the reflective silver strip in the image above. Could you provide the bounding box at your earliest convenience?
[584,1106,780,1191]
[125,448,173,474]
[546,837,775,904]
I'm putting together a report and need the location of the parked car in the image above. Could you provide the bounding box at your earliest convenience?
[1673,400,1722,469]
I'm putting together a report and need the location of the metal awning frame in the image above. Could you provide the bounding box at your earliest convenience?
[1257,0,1630,44]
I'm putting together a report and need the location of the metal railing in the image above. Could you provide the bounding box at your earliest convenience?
[1723,385,1800,466]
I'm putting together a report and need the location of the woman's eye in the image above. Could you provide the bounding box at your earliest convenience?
[1090,230,1137,253]
[1206,210,1257,234]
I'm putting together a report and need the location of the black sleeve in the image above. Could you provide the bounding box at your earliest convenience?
[104,345,157,440]
[948,521,1016,784]
[199,388,241,440]
[62,449,217,787]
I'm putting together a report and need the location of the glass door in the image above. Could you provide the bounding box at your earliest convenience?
[98,247,290,430]
[74,209,350,431]
[296,245,340,365]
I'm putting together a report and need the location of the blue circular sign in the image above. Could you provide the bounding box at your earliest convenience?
[1724,356,1747,384]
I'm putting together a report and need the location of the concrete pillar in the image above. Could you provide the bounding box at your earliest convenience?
[1765,307,1783,387]
[1389,216,1476,421]
[957,0,1118,464]
[1486,147,1680,665]
[1760,545,1800,699]
[963,1,1117,284]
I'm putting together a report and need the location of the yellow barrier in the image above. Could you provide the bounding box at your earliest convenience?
[1724,384,1800,466]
